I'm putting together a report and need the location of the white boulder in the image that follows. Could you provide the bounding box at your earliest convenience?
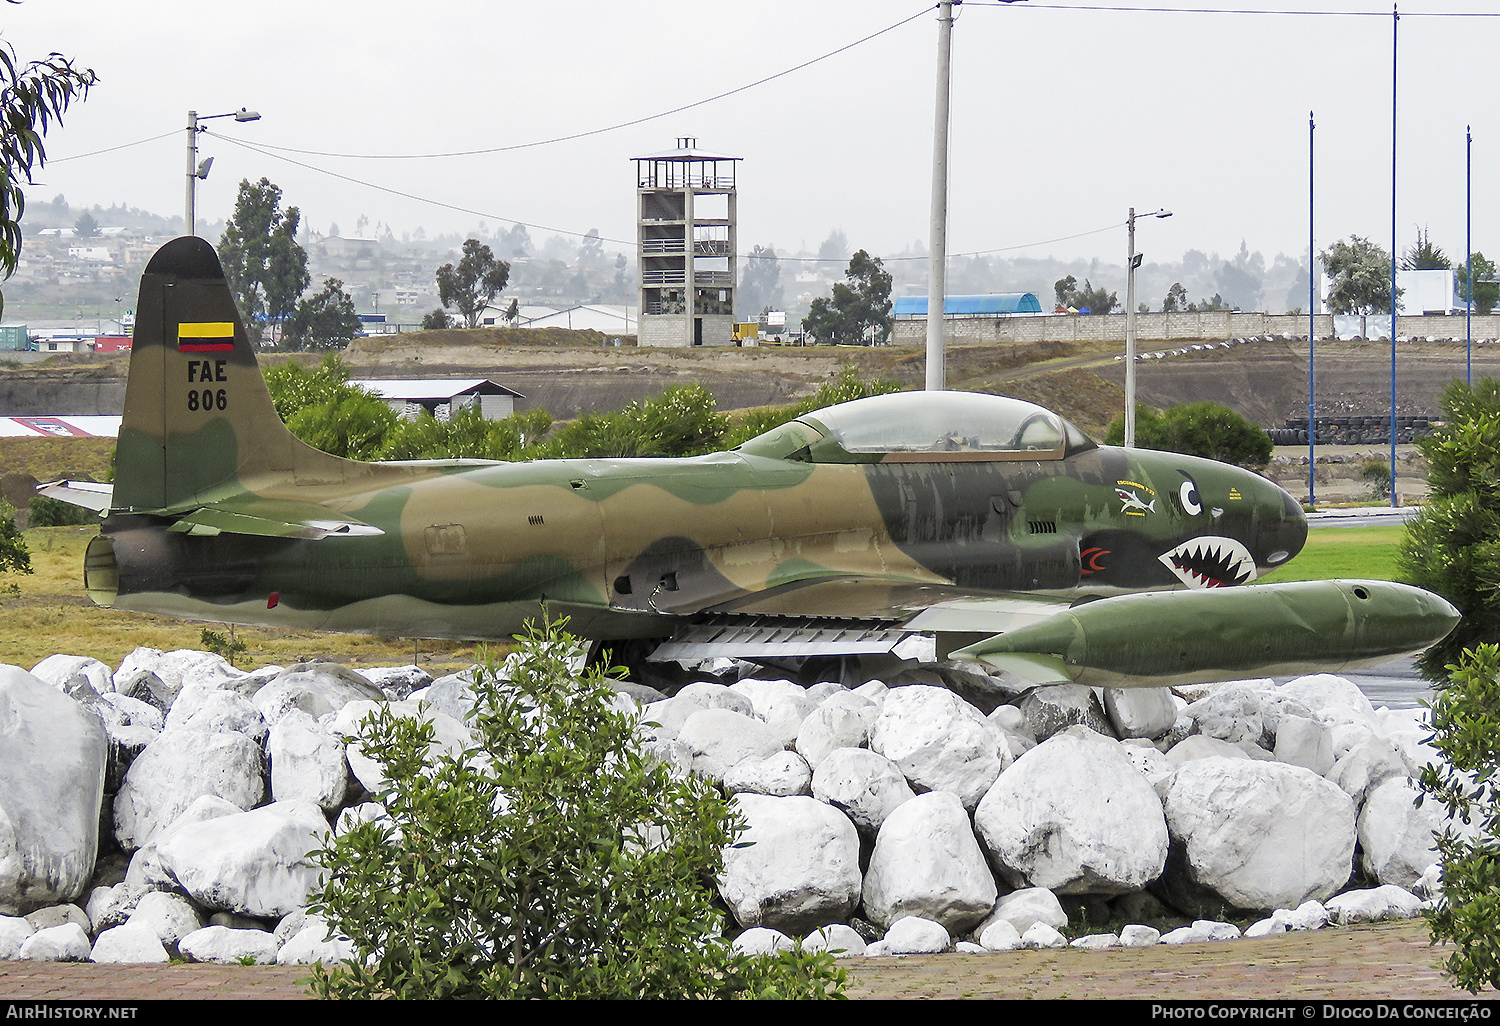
[156,800,329,918]
[1160,757,1357,913]
[975,731,1168,894]
[869,685,1009,809]
[0,664,108,914]
[717,794,861,935]
[862,791,997,933]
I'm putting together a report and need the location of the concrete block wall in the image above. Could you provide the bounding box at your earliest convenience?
[891,311,1500,347]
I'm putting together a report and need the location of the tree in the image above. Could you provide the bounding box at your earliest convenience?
[1418,643,1500,992]
[284,278,362,351]
[1105,401,1272,468]
[1456,253,1499,316]
[308,619,846,999]
[1321,235,1402,315]
[739,244,783,320]
[436,238,511,328]
[0,41,96,320]
[420,308,452,330]
[72,210,98,239]
[1054,275,1118,315]
[1161,282,1188,313]
[219,178,310,346]
[1403,227,1451,270]
[816,228,849,264]
[576,227,605,268]
[802,250,893,345]
[1398,378,1500,677]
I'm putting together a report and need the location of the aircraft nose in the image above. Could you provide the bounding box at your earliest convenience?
[1258,484,1308,572]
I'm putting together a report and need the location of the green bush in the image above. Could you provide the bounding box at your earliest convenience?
[1420,643,1500,992]
[28,495,97,527]
[1105,401,1272,468]
[307,619,846,1000]
[1398,379,1500,677]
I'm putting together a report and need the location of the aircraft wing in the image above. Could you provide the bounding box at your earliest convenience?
[648,581,1070,662]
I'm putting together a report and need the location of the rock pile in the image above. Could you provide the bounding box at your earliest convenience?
[0,647,1454,964]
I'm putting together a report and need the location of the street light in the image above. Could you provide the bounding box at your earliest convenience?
[185,107,260,237]
[1124,207,1172,447]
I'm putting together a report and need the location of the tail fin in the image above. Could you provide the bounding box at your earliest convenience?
[114,237,363,513]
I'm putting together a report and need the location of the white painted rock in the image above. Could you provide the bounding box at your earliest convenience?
[644,682,754,737]
[0,665,109,914]
[716,794,861,935]
[276,923,357,965]
[802,924,866,957]
[30,655,113,698]
[1358,777,1447,889]
[1102,687,1177,740]
[164,687,267,745]
[870,685,1009,810]
[975,732,1168,894]
[978,918,1023,951]
[795,699,876,768]
[1120,924,1161,947]
[678,708,784,781]
[1160,757,1357,913]
[883,915,952,953]
[125,890,205,956]
[1272,713,1336,776]
[1020,922,1068,949]
[252,667,384,727]
[113,728,265,852]
[18,922,90,961]
[978,886,1068,936]
[722,751,811,796]
[1016,684,1114,742]
[810,747,915,837]
[334,698,470,793]
[862,791,997,933]
[1325,885,1424,925]
[730,678,817,747]
[178,925,279,965]
[732,927,794,955]
[90,922,169,963]
[156,800,329,918]
[0,916,33,959]
[1071,933,1121,949]
[268,709,351,810]
[1185,685,1266,746]
[1271,899,1331,932]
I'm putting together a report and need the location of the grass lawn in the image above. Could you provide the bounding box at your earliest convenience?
[0,525,483,675]
[1256,524,1405,584]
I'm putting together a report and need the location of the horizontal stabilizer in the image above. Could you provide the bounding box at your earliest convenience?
[164,499,384,540]
[36,480,113,513]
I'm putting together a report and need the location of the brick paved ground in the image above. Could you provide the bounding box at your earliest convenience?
[0,921,1489,1001]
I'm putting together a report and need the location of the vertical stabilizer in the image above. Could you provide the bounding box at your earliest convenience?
[114,237,357,512]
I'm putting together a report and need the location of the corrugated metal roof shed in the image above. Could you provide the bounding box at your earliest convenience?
[892,293,1043,317]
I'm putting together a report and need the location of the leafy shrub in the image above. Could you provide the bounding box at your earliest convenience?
[1420,643,1500,991]
[1105,401,1272,468]
[1398,379,1500,677]
[28,494,97,527]
[307,619,846,1000]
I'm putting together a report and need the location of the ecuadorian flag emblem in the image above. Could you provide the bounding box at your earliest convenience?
[177,322,235,352]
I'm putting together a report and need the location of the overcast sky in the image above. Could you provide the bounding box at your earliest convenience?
[7,0,1499,272]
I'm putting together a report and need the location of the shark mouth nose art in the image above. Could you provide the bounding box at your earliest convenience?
[1159,536,1257,588]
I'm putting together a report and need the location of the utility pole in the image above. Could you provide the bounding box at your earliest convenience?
[925,0,955,391]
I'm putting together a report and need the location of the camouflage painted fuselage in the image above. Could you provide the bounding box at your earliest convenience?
[84,237,1309,654]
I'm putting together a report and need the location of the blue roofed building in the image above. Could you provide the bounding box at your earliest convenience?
[892,293,1043,318]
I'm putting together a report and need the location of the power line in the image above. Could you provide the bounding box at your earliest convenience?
[230,6,936,162]
[968,3,1499,14]
[47,131,178,163]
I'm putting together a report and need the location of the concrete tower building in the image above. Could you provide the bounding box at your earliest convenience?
[633,138,739,347]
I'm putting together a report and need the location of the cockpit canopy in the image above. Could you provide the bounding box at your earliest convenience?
[737,390,1097,463]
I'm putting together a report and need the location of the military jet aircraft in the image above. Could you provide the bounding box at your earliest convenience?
[46,237,1459,687]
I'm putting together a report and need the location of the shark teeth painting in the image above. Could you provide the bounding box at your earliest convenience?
[1158,536,1257,589]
